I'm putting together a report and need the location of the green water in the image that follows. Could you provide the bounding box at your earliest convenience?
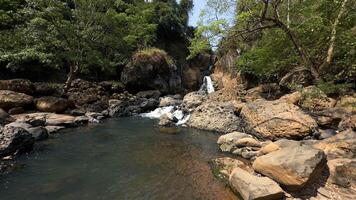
[0,118,237,200]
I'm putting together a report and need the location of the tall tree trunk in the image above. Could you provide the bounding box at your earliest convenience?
[64,63,79,93]
[319,0,349,73]
[276,21,320,81]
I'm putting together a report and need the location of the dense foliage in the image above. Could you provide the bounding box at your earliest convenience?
[190,0,355,90]
[0,0,193,85]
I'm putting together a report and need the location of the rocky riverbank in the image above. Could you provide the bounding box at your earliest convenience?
[155,81,355,199]
[1,77,355,200]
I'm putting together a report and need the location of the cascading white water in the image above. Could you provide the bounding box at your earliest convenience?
[140,106,174,119]
[200,76,215,94]
[141,75,214,126]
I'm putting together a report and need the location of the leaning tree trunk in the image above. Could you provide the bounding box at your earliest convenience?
[319,0,349,73]
[64,63,79,93]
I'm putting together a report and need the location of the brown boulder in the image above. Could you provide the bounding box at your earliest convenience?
[253,142,326,191]
[35,97,70,113]
[336,95,356,112]
[313,129,356,159]
[0,90,33,110]
[229,167,285,200]
[298,86,336,111]
[240,99,318,140]
[188,101,243,133]
[327,158,356,188]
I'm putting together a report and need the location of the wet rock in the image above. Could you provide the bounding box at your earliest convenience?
[140,98,159,112]
[210,157,246,182]
[188,101,243,133]
[85,112,104,122]
[327,158,356,188]
[45,125,65,134]
[35,96,70,113]
[182,92,207,112]
[8,107,25,115]
[0,90,34,110]
[158,113,178,127]
[0,126,34,157]
[240,99,318,140]
[27,127,49,141]
[74,116,89,125]
[229,167,285,200]
[108,99,128,117]
[0,79,34,95]
[253,142,326,191]
[313,129,356,159]
[0,108,14,125]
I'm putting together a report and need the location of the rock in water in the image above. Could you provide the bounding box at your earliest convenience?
[0,126,34,157]
[240,99,317,140]
[35,96,70,113]
[217,132,251,152]
[229,167,284,200]
[252,142,326,191]
[188,101,243,133]
[0,90,33,110]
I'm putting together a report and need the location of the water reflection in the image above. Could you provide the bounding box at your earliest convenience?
[0,118,238,200]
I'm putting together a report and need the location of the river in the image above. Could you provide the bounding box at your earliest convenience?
[0,117,237,200]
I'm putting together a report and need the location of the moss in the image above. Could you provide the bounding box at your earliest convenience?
[132,48,174,66]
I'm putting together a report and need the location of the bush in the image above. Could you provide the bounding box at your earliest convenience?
[132,48,174,66]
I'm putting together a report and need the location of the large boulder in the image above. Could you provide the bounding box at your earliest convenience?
[327,158,356,188]
[253,141,326,191]
[0,90,34,110]
[67,79,109,109]
[182,92,207,112]
[313,129,356,159]
[6,122,48,141]
[240,99,318,140]
[187,101,243,133]
[35,96,70,113]
[336,95,356,112]
[298,86,336,111]
[14,113,78,128]
[0,125,34,157]
[121,48,181,93]
[229,168,285,200]
[0,79,34,95]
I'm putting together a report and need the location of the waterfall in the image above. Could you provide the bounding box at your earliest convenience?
[141,76,215,126]
[140,106,174,119]
[200,76,215,94]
